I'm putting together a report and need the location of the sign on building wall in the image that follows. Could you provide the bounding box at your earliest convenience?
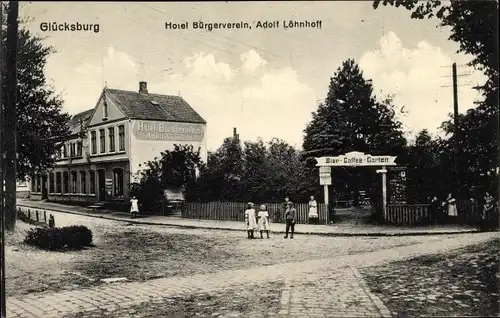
[315,151,397,167]
[133,121,204,142]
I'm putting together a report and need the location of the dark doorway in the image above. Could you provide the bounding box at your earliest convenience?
[41,174,48,200]
[97,169,106,201]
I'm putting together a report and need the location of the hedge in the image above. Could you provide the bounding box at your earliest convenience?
[24,225,93,251]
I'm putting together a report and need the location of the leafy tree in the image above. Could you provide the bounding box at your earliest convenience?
[240,139,267,202]
[131,144,203,212]
[1,6,71,179]
[302,59,407,207]
[373,0,499,200]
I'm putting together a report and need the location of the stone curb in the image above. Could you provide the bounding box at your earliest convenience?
[17,204,484,237]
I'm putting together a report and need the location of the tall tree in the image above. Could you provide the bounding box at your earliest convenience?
[373,0,499,197]
[302,59,407,206]
[1,5,71,180]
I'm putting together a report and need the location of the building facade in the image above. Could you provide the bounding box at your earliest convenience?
[30,81,207,205]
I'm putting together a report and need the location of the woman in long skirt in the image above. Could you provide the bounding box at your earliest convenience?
[446,193,458,224]
[308,196,318,224]
[257,204,271,239]
[244,202,257,239]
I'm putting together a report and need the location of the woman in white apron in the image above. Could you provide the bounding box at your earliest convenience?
[244,202,257,239]
[446,193,458,223]
[308,196,318,224]
[257,204,271,239]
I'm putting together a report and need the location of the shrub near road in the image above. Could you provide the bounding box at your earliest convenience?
[24,225,93,251]
[361,239,500,317]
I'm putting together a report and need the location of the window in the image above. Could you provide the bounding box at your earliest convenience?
[80,171,86,194]
[89,170,96,194]
[56,172,62,193]
[113,168,124,196]
[99,129,106,153]
[71,171,78,193]
[103,98,108,118]
[77,141,83,156]
[91,131,97,154]
[70,142,76,157]
[118,125,125,151]
[109,127,115,152]
[63,144,68,157]
[36,174,41,192]
[62,172,69,193]
[49,172,55,193]
[31,176,36,192]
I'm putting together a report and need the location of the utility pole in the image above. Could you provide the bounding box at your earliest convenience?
[4,0,17,231]
[0,2,6,316]
[452,62,460,198]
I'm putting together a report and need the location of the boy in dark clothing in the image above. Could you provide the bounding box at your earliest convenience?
[284,201,296,239]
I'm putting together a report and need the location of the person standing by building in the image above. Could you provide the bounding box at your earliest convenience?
[130,196,139,219]
[257,204,271,239]
[284,201,296,239]
[429,196,440,224]
[244,202,257,239]
[481,192,495,230]
[280,196,290,223]
[308,195,318,224]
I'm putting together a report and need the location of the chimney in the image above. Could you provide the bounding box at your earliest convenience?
[139,81,148,94]
[233,127,237,137]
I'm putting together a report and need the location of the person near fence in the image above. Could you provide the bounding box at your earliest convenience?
[429,196,440,224]
[257,204,271,239]
[284,201,296,239]
[308,195,318,224]
[445,193,458,224]
[244,202,257,239]
[481,192,496,230]
[130,196,139,219]
[281,196,290,223]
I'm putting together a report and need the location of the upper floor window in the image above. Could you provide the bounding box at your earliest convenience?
[77,141,83,157]
[109,127,115,152]
[70,142,76,157]
[103,99,108,118]
[91,131,97,154]
[118,125,125,151]
[99,129,106,153]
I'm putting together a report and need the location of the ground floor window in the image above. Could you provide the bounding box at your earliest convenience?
[113,168,124,196]
[89,170,96,194]
[49,172,55,193]
[31,176,36,192]
[63,171,69,193]
[80,171,86,194]
[71,171,78,193]
[56,172,62,193]
[36,174,41,192]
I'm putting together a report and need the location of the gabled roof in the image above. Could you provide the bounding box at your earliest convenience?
[104,88,206,124]
[67,108,93,135]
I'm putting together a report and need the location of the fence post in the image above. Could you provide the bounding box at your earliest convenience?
[36,210,39,222]
[44,210,47,223]
[49,214,55,228]
[28,209,31,219]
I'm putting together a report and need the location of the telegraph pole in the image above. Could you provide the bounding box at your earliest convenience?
[4,0,17,231]
[0,1,6,315]
[452,62,460,198]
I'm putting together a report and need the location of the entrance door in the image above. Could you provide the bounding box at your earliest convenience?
[97,169,106,202]
[41,175,48,200]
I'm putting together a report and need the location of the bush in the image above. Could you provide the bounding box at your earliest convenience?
[24,225,93,251]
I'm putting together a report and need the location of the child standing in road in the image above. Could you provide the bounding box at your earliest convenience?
[244,202,257,239]
[130,196,139,219]
[257,204,271,239]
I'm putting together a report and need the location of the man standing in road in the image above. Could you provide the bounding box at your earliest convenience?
[284,201,296,239]
[280,196,290,223]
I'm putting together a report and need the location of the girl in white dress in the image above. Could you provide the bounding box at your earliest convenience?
[257,204,271,239]
[244,202,257,239]
[446,193,458,223]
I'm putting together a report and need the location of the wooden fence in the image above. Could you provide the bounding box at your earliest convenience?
[183,202,328,224]
[184,200,486,226]
[17,207,55,228]
[386,200,483,225]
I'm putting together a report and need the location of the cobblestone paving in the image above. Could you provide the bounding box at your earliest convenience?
[7,232,498,318]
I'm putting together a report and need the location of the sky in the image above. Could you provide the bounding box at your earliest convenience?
[21,1,487,151]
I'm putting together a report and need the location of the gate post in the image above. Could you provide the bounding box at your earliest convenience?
[377,166,388,221]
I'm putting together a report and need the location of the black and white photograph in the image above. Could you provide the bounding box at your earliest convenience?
[0,1,499,317]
